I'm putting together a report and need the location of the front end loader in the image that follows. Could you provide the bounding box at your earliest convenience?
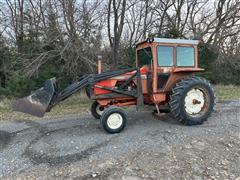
[12,38,215,133]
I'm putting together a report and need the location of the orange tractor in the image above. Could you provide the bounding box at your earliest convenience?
[12,38,215,133]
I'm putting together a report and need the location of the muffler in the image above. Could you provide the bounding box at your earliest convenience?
[11,78,57,117]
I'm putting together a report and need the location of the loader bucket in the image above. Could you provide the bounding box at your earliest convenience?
[11,78,57,117]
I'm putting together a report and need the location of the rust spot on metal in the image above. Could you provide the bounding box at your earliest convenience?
[193,99,201,105]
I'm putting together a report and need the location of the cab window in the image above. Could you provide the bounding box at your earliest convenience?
[157,46,174,67]
[137,47,152,67]
[177,47,195,66]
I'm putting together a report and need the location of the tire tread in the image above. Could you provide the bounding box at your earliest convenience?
[169,76,215,125]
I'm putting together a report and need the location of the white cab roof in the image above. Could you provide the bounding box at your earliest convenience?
[153,38,199,45]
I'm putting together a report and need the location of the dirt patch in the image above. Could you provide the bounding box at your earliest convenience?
[123,134,240,179]
[94,133,240,180]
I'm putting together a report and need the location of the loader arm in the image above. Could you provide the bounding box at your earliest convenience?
[12,68,140,117]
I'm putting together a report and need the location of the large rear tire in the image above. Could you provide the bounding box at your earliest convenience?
[169,76,215,125]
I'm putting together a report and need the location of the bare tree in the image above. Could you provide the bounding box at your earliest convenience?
[107,0,127,67]
[4,0,25,52]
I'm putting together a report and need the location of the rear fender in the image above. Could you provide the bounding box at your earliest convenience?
[163,71,202,92]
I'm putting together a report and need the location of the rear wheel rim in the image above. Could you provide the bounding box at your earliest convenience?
[184,88,209,117]
[107,113,123,129]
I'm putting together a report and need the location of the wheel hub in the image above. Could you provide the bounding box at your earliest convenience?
[192,99,201,105]
[184,88,206,115]
[107,113,123,129]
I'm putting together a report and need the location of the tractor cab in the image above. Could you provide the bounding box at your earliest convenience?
[136,38,203,95]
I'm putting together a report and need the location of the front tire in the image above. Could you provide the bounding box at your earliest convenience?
[169,76,215,125]
[100,106,127,134]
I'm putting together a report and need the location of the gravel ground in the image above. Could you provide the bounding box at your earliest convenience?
[0,100,239,179]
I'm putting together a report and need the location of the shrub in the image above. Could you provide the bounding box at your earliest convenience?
[0,65,72,97]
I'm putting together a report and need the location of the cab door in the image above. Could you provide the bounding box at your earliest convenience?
[137,47,153,94]
[155,45,175,91]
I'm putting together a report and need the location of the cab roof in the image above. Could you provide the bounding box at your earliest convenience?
[136,37,199,47]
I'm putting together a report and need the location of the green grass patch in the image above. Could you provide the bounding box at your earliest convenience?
[214,85,240,101]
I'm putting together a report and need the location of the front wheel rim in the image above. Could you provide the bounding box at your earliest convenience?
[184,88,209,116]
[107,113,123,129]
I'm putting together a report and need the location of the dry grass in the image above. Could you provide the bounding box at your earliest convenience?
[214,85,240,102]
[0,85,239,121]
[0,92,92,121]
